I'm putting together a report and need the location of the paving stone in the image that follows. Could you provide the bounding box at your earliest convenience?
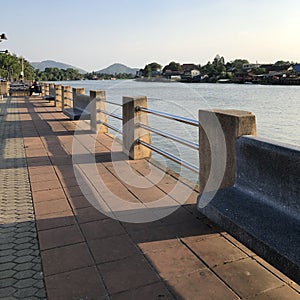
[184,235,248,268]
[99,254,161,294]
[13,269,37,280]
[145,243,206,280]
[165,268,240,300]
[41,242,94,276]
[89,234,140,264]
[214,258,284,298]
[0,286,15,298]
[0,277,17,288]
[45,266,107,300]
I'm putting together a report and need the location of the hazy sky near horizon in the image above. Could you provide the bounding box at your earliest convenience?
[1,0,300,71]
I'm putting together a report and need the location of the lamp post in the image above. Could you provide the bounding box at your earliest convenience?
[0,33,8,53]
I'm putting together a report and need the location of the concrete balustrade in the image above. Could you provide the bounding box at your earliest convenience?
[54,84,62,110]
[62,85,72,108]
[38,81,300,282]
[0,81,9,96]
[90,90,107,134]
[122,96,151,160]
[198,109,257,193]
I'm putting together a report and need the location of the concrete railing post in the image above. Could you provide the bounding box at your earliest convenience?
[49,84,55,99]
[45,84,50,97]
[199,109,256,193]
[0,81,9,96]
[41,84,45,97]
[122,96,151,160]
[62,86,72,109]
[90,90,107,133]
[55,84,62,110]
[72,88,85,109]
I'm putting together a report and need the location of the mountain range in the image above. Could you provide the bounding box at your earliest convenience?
[96,63,139,75]
[31,61,139,75]
[30,60,87,74]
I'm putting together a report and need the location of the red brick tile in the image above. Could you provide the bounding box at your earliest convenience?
[145,243,206,280]
[32,188,66,203]
[111,282,173,300]
[31,179,61,192]
[214,258,284,298]
[75,206,108,224]
[41,243,94,276]
[28,165,55,176]
[184,236,248,268]
[38,225,84,250]
[69,195,92,209]
[36,211,75,231]
[249,285,300,300]
[99,254,160,294]
[165,268,239,300]
[29,173,59,183]
[89,234,139,264]
[45,266,107,300]
[34,198,71,216]
[80,219,126,241]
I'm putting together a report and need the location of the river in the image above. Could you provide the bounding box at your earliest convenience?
[55,80,300,181]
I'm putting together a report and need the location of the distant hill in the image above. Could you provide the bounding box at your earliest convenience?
[30,60,87,74]
[97,63,139,75]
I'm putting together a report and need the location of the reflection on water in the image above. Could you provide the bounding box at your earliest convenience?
[56,80,300,181]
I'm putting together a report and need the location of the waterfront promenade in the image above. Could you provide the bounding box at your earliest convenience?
[0,95,299,299]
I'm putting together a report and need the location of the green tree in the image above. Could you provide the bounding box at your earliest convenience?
[162,61,182,73]
[0,53,35,81]
[143,62,162,77]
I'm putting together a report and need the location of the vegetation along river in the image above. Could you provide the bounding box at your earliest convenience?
[55,80,300,182]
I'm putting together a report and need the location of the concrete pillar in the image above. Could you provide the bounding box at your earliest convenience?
[72,88,85,109]
[45,84,50,97]
[90,90,108,133]
[62,86,72,108]
[0,81,9,96]
[49,84,55,99]
[122,96,151,160]
[199,109,256,193]
[41,84,45,97]
[55,84,62,110]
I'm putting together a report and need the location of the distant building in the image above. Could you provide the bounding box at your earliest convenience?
[292,64,300,73]
[242,63,261,70]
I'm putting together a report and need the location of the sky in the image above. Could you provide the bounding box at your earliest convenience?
[1,0,300,72]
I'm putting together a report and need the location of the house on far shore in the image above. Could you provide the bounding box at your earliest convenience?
[292,63,300,74]
[181,64,201,81]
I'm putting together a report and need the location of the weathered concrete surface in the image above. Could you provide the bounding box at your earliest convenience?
[198,136,300,284]
[199,109,256,193]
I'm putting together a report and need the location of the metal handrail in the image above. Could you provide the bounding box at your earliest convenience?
[136,106,199,127]
[99,109,123,120]
[138,139,199,173]
[105,100,122,107]
[138,123,199,150]
[102,121,122,135]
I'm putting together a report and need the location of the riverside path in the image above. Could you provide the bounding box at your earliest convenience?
[0,95,299,299]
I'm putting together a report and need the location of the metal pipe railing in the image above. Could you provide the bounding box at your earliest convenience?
[102,121,122,135]
[136,106,199,127]
[138,139,199,173]
[138,123,199,150]
[99,109,123,120]
[105,100,122,107]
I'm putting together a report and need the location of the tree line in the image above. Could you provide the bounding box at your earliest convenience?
[141,56,294,81]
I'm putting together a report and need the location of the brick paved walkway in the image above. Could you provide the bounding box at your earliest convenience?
[0,97,46,299]
[1,95,300,299]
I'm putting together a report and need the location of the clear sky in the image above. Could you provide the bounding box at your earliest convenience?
[1,0,300,71]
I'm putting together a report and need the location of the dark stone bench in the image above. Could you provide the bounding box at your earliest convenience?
[63,94,90,120]
[198,136,300,283]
